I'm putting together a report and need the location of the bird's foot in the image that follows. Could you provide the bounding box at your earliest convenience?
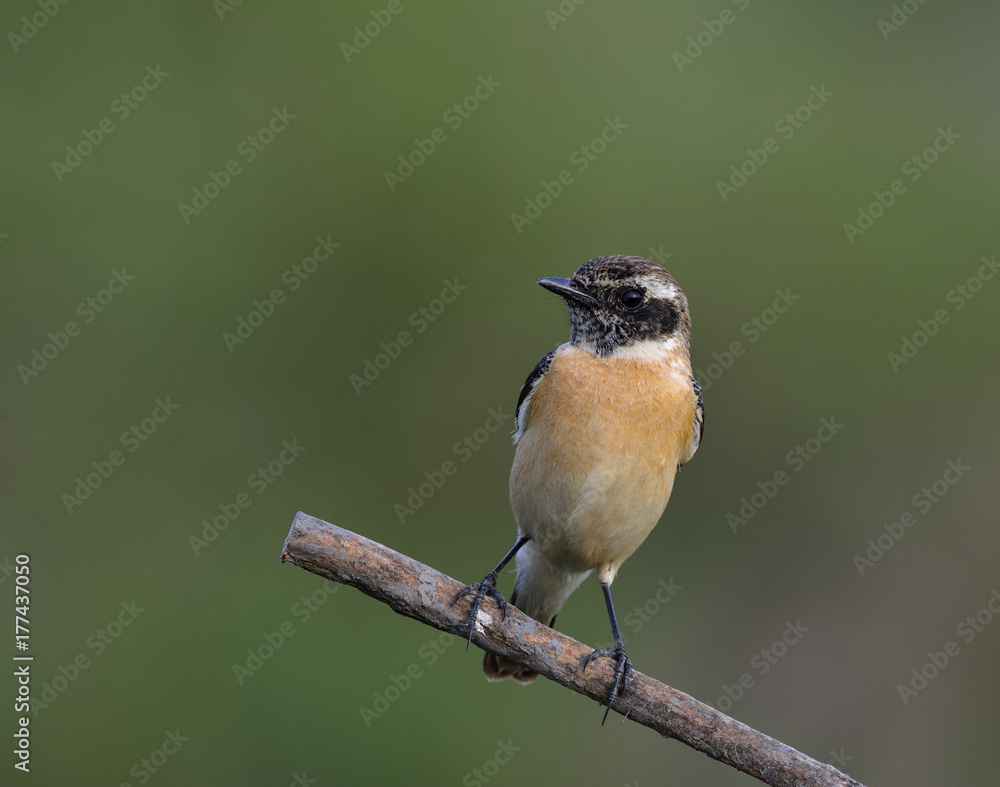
[583,641,633,724]
[453,571,509,650]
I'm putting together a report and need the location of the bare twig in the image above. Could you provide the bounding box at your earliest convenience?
[281,512,865,787]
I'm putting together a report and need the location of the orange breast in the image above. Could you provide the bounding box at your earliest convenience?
[510,344,696,573]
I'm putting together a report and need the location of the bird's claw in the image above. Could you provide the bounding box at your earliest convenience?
[454,572,509,650]
[583,642,633,724]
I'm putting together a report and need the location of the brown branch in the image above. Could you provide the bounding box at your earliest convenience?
[280,512,866,787]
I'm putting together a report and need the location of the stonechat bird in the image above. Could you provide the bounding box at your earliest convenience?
[456,255,704,722]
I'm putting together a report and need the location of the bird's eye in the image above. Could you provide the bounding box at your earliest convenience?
[621,289,644,310]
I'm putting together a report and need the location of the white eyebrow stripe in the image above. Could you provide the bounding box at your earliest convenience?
[644,280,678,299]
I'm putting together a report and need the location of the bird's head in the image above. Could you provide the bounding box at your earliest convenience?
[538,255,691,358]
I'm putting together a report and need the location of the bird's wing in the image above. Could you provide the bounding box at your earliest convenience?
[513,346,557,443]
[678,376,704,467]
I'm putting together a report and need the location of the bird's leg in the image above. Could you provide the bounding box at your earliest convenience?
[583,580,633,725]
[454,536,529,650]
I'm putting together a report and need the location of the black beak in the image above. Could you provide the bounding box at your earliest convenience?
[537,277,597,306]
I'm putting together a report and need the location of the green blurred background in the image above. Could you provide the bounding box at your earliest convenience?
[2,2,998,785]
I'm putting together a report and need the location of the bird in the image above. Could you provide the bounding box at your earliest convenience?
[455,255,704,723]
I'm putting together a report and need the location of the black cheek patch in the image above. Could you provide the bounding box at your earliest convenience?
[635,299,679,337]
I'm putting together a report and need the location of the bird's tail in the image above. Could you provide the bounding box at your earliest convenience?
[482,540,590,684]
